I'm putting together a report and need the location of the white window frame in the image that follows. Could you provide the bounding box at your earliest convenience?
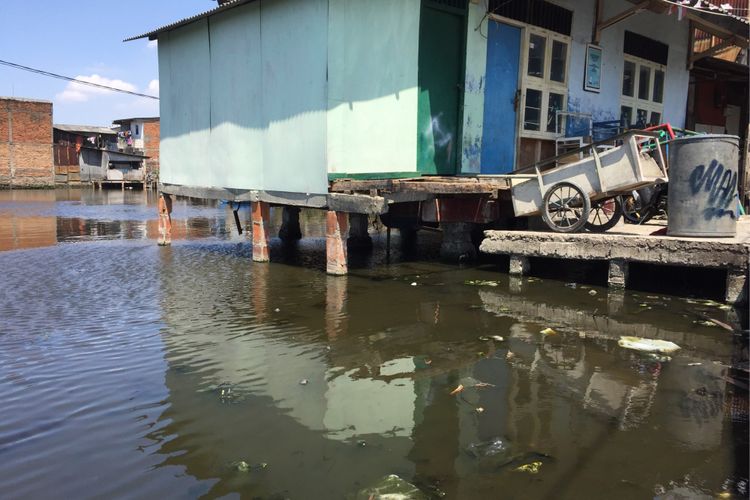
[620,54,666,127]
[519,26,571,140]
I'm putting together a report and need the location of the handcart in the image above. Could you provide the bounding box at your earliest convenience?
[481,131,668,233]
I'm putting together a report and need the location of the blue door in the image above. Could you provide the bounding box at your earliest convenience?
[480,21,521,174]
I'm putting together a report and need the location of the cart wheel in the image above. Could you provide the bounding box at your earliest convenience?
[585,196,623,232]
[542,182,591,233]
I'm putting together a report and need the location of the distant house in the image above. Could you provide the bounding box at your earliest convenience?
[53,124,149,186]
[0,97,54,188]
[112,117,160,176]
[126,0,748,202]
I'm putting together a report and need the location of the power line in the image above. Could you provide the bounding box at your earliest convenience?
[0,59,159,100]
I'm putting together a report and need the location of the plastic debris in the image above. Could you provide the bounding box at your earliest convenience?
[231,460,268,473]
[475,407,485,414]
[464,279,500,287]
[687,362,702,367]
[411,282,418,286]
[450,384,465,395]
[588,290,598,296]
[354,474,428,500]
[478,335,505,342]
[540,327,557,336]
[618,336,681,354]
[274,308,280,312]
[514,461,543,474]
[465,437,509,459]
[506,352,515,360]
[565,282,577,289]
[299,379,309,385]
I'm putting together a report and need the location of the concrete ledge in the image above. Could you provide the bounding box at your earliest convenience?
[480,221,750,304]
[480,228,749,270]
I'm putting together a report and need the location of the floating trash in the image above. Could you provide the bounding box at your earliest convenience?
[450,384,464,395]
[514,461,543,474]
[231,460,268,473]
[540,327,557,336]
[618,336,681,354]
[465,437,509,460]
[588,290,597,296]
[411,282,418,286]
[353,474,428,500]
[565,282,577,289]
[478,335,505,342]
[464,280,500,287]
[475,407,485,414]
[299,379,309,385]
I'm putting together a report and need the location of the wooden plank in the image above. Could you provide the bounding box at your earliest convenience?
[327,193,389,214]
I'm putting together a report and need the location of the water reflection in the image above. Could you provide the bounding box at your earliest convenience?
[0,189,746,499]
[150,249,747,499]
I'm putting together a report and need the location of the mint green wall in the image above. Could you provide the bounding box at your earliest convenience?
[158,0,328,195]
[326,0,421,175]
[460,2,489,174]
[158,20,211,188]
[208,4,264,190]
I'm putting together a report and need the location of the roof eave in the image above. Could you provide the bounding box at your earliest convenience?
[124,0,256,42]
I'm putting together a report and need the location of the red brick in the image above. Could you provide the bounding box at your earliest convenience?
[0,98,54,187]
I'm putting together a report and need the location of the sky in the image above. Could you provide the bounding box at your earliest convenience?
[0,0,214,126]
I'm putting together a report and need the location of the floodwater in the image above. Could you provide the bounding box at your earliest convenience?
[0,188,747,499]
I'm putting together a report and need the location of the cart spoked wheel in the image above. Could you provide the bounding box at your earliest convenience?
[585,196,623,233]
[541,182,591,233]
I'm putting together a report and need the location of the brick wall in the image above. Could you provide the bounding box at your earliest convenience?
[0,98,54,187]
[143,120,160,174]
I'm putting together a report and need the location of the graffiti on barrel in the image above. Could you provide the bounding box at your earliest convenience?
[689,159,738,221]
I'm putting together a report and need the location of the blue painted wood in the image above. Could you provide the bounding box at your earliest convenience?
[480,21,520,174]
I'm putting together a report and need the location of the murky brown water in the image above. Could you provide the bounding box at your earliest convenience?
[0,188,747,499]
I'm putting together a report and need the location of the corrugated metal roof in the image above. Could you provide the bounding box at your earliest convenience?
[124,0,256,41]
[54,124,118,135]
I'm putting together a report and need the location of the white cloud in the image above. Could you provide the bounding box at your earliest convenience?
[56,74,138,103]
[147,40,158,50]
[147,79,159,96]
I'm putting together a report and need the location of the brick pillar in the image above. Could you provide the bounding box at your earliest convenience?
[326,210,348,275]
[252,201,270,262]
[157,193,172,246]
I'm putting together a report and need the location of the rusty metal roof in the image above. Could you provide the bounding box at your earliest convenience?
[124,0,256,42]
[54,124,118,135]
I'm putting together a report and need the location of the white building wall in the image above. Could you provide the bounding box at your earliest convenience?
[563,0,690,126]
[460,0,691,173]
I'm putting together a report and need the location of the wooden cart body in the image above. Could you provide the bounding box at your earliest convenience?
[507,133,667,217]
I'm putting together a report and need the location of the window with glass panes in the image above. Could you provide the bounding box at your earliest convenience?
[620,55,665,128]
[521,27,570,139]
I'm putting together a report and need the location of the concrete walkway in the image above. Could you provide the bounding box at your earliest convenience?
[480,218,750,304]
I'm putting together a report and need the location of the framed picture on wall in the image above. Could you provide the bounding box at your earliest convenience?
[584,44,602,93]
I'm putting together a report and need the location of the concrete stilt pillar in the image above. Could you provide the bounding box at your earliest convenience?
[278,206,302,242]
[607,290,626,316]
[509,276,524,293]
[347,213,372,250]
[157,193,172,246]
[725,268,748,305]
[252,201,271,262]
[440,222,477,262]
[509,255,530,275]
[608,259,628,288]
[326,210,348,275]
